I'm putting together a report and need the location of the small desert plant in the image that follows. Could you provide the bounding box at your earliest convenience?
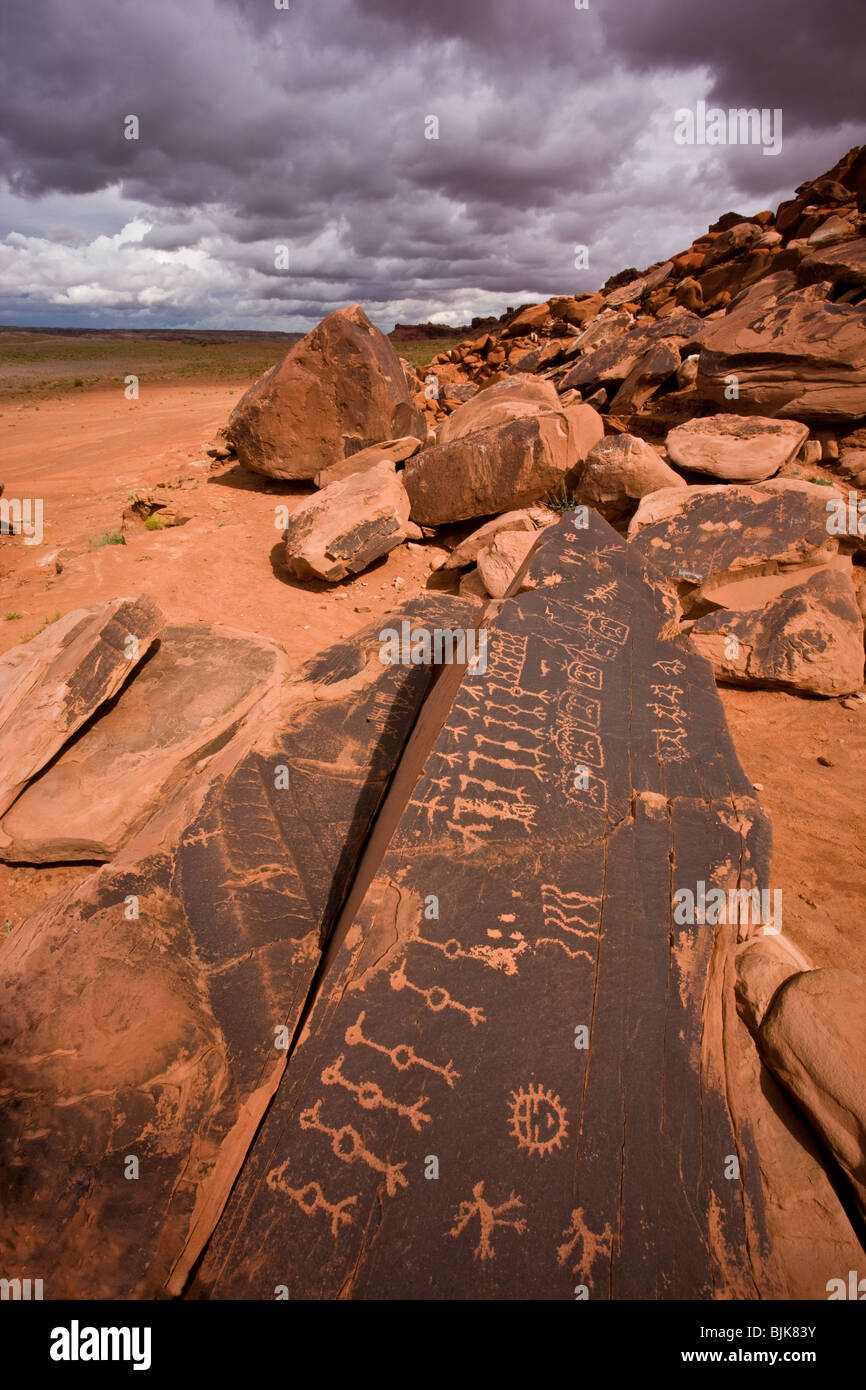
[73,378,84,387]
[21,611,61,641]
[544,482,582,514]
[89,529,125,548]
[144,513,169,530]
[4,610,23,620]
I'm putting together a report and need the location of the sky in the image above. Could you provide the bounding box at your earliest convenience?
[0,0,863,333]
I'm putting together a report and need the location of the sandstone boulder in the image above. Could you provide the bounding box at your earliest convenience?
[628,479,845,607]
[697,272,866,422]
[576,434,686,522]
[438,374,560,444]
[283,461,412,581]
[688,566,865,696]
[759,969,866,1218]
[475,528,539,597]
[665,415,809,482]
[226,305,423,480]
[0,597,164,817]
[403,403,603,526]
[440,510,538,570]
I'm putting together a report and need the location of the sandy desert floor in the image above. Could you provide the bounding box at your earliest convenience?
[1,363,864,980]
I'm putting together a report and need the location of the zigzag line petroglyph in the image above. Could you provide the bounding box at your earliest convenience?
[320,1053,431,1132]
[537,884,601,961]
[265,1160,358,1238]
[344,1011,460,1088]
[390,960,486,1026]
[298,1099,408,1197]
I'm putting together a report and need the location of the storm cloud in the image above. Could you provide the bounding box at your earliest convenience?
[0,0,862,330]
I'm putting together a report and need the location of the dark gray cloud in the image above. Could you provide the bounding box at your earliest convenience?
[0,0,862,330]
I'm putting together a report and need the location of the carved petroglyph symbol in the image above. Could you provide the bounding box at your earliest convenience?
[298,1099,408,1197]
[449,1181,528,1262]
[563,651,604,691]
[557,1208,615,1278]
[390,960,486,1026]
[650,682,689,763]
[538,883,600,961]
[416,928,529,976]
[321,1053,431,1132]
[653,658,685,677]
[344,1011,460,1088]
[266,1160,357,1237]
[508,1084,569,1156]
[586,581,618,604]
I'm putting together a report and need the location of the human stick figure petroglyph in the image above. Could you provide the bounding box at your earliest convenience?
[320,1053,432,1132]
[557,1208,615,1279]
[449,1182,528,1262]
[298,1100,408,1197]
[344,1011,460,1088]
[266,1160,358,1238]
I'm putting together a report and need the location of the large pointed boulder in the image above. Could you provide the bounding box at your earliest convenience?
[226,305,424,480]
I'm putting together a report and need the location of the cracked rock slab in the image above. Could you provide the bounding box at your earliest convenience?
[0,623,285,863]
[0,596,165,817]
[192,517,796,1301]
[0,598,477,1298]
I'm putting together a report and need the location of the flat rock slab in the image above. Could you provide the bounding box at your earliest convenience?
[628,479,845,606]
[666,415,809,482]
[313,435,421,488]
[0,598,478,1298]
[0,596,164,817]
[689,566,864,696]
[559,312,704,394]
[0,624,285,862]
[193,518,784,1300]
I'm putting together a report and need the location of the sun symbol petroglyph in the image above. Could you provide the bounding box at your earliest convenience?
[448,1181,527,1262]
[390,960,486,1026]
[266,1160,357,1237]
[557,1208,615,1278]
[298,1099,408,1197]
[320,1053,431,1132]
[344,1011,460,1088]
[508,1083,569,1156]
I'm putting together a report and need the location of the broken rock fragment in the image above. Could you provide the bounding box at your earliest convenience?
[0,596,164,817]
[283,461,413,581]
[0,624,285,862]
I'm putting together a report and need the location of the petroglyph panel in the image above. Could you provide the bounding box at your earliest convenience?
[193,517,789,1301]
[0,598,477,1299]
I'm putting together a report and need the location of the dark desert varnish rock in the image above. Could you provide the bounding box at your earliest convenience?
[0,595,165,817]
[0,598,477,1298]
[190,516,813,1301]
